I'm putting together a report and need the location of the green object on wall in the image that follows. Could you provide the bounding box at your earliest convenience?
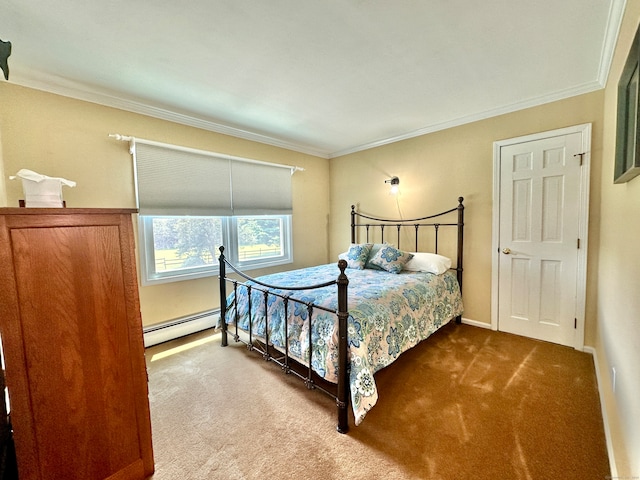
[0,39,11,80]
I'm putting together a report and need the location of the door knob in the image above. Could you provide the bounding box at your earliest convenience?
[502,248,511,254]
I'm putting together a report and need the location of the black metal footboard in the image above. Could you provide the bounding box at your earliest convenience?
[218,247,351,433]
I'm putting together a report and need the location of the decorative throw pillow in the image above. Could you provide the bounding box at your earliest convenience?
[368,245,413,274]
[364,243,392,270]
[339,243,373,269]
[403,252,452,275]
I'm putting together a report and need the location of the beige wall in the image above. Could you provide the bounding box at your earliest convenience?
[330,92,604,333]
[597,1,640,476]
[0,83,330,327]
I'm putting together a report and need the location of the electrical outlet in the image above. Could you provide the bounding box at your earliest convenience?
[611,366,617,393]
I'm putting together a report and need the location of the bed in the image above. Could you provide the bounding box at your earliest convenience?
[218,197,464,433]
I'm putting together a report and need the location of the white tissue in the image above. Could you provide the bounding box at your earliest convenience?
[10,169,76,207]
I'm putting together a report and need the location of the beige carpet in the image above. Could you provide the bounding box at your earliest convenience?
[145,322,609,480]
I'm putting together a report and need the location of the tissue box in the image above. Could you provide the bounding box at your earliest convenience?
[10,169,76,208]
[21,178,66,207]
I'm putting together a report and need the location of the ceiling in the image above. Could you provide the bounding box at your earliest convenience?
[1,0,626,158]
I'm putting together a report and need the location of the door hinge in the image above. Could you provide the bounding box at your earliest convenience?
[574,153,586,166]
[577,238,580,249]
[574,318,577,329]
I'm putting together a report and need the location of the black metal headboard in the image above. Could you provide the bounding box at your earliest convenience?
[350,197,464,292]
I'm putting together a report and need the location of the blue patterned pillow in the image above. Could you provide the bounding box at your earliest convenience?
[368,245,414,273]
[365,243,392,270]
[339,243,373,270]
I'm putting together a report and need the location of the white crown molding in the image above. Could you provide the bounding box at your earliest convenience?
[10,70,605,161]
[12,25,616,164]
[11,70,332,159]
[329,80,604,158]
[597,0,627,87]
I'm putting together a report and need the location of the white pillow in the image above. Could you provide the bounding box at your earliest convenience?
[403,252,451,275]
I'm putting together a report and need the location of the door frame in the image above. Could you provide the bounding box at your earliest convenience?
[491,123,591,350]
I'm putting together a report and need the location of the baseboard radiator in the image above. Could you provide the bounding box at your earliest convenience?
[143,309,220,348]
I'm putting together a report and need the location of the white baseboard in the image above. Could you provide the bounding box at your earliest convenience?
[143,310,219,348]
[460,317,491,329]
[583,346,617,479]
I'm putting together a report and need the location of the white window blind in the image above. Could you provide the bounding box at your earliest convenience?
[230,161,293,215]
[131,139,294,216]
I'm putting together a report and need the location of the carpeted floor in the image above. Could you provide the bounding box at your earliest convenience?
[145,322,610,480]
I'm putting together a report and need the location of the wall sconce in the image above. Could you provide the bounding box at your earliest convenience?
[385,176,400,195]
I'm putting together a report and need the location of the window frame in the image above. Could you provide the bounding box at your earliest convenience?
[138,214,293,286]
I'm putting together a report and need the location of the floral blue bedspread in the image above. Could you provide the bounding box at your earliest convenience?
[223,263,463,426]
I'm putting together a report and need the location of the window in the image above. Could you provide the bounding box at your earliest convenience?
[127,138,297,285]
[139,214,292,285]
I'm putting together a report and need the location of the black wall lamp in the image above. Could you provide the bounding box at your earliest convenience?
[385,176,400,195]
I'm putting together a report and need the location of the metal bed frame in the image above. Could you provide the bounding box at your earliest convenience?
[218,197,464,433]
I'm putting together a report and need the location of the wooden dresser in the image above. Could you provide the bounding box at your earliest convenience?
[0,208,154,480]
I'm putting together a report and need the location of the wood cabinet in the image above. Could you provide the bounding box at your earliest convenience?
[0,209,154,480]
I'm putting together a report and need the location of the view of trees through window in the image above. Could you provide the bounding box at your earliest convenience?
[151,216,283,272]
[236,217,283,260]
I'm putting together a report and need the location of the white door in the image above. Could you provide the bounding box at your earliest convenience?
[492,125,590,348]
